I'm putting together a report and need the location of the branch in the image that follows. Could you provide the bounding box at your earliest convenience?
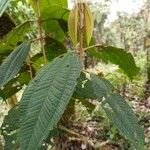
[28,54,33,79]
[78,1,85,68]
[34,0,46,64]
[83,44,103,51]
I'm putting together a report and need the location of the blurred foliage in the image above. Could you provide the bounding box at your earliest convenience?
[7,0,35,24]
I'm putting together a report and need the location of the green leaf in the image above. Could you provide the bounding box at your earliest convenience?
[57,19,68,33]
[32,0,69,41]
[90,73,114,98]
[41,6,69,20]
[0,78,20,101]
[31,53,44,71]
[0,21,31,53]
[1,106,20,150]
[74,73,144,149]
[0,42,30,87]
[36,0,69,41]
[40,0,68,10]
[84,4,94,46]
[45,37,67,62]
[19,52,81,150]
[30,0,68,41]
[102,93,144,150]
[17,72,31,86]
[74,72,113,99]
[30,0,68,21]
[68,4,78,47]
[41,7,69,41]
[44,20,66,41]
[88,46,140,79]
[73,72,97,99]
[0,0,10,17]
[0,71,31,101]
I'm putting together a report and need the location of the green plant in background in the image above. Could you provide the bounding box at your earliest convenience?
[0,0,145,150]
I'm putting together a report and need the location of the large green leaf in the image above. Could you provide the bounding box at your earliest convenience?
[45,37,67,61]
[41,6,69,20]
[1,106,20,150]
[40,0,67,10]
[68,4,78,47]
[41,7,69,41]
[19,52,81,150]
[0,42,30,87]
[0,21,31,53]
[74,72,113,99]
[73,72,97,99]
[29,0,68,16]
[40,0,69,41]
[84,4,94,46]
[1,107,59,150]
[90,73,114,98]
[102,93,144,150]
[57,19,68,33]
[88,46,140,79]
[0,0,10,17]
[29,0,69,41]
[0,64,31,101]
[74,73,144,149]
[0,78,20,101]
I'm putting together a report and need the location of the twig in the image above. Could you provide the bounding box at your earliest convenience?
[28,54,33,79]
[58,125,94,148]
[78,1,84,68]
[28,60,42,67]
[34,0,46,64]
[30,36,46,43]
[83,44,103,51]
